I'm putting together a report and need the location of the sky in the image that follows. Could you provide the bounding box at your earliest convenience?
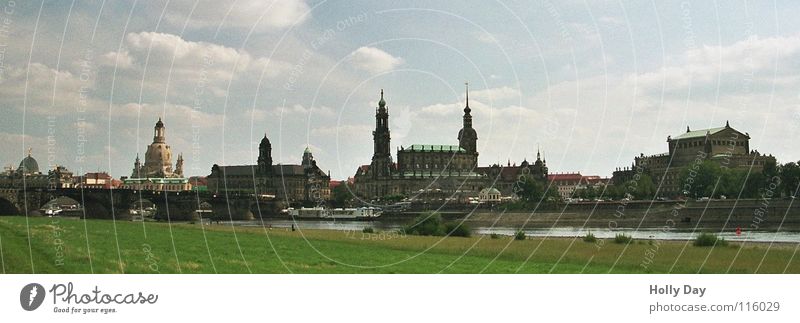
[2,0,800,180]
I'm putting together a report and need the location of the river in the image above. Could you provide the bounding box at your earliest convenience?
[219,219,800,243]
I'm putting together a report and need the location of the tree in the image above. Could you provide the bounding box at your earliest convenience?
[331,181,353,208]
[779,162,800,197]
[516,176,560,204]
[679,160,722,198]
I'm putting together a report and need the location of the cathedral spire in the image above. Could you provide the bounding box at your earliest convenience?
[458,82,478,155]
[464,82,471,114]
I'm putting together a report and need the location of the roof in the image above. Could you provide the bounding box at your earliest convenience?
[83,172,112,179]
[18,155,39,174]
[475,166,524,181]
[480,187,501,194]
[673,126,726,140]
[402,144,465,152]
[211,164,308,177]
[548,173,583,181]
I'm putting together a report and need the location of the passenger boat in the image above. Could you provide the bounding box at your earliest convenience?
[288,207,382,219]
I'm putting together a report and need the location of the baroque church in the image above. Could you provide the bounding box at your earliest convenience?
[122,118,191,191]
[206,134,331,203]
[353,86,548,201]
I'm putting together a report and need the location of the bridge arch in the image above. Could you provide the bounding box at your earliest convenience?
[0,196,20,215]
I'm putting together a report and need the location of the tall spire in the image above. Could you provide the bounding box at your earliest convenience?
[464,82,471,113]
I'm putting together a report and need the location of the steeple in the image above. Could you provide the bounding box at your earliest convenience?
[175,153,184,177]
[153,118,166,143]
[458,82,478,155]
[258,132,273,174]
[464,82,471,114]
[371,89,393,179]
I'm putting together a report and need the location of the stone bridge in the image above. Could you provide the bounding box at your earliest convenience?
[0,188,283,221]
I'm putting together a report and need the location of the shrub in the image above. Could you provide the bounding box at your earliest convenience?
[490,233,500,239]
[694,232,727,247]
[445,222,471,237]
[583,232,597,243]
[404,212,445,236]
[362,227,374,234]
[613,234,632,244]
[514,230,526,241]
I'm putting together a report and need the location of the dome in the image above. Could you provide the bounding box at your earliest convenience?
[260,134,271,147]
[18,154,40,174]
[378,89,386,108]
[458,127,477,139]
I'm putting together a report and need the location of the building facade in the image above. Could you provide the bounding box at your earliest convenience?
[353,87,548,202]
[546,173,610,199]
[0,149,74,189]
[612,122,775,196]
[206,135,331,203]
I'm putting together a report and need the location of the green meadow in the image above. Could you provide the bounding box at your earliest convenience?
[0,216,797,274]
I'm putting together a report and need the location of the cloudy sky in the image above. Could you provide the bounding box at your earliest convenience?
[2,0,800,180]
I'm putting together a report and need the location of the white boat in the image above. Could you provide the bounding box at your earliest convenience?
[288,207,382,219]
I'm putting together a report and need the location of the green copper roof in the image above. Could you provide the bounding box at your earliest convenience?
[673,126,726,140]
[403,144,466,152]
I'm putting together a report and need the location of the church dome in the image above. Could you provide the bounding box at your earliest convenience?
[18,154,40,174]
[260,134,271,147]
[458,127,477,139]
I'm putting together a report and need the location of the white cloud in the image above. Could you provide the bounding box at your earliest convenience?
[163,0,310,31]
[98,50,134,69]
[470,86,521,102]
[635,34,800,95]
[349,47,404,73]
[271,104,335,117]
[598,16,625,26]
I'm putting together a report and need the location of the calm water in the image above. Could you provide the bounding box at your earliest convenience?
[220,219,800,243]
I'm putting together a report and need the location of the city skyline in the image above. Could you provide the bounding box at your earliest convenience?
[2,1,800,180]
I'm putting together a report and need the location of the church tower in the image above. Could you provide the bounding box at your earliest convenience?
[458,83,479,168]
[153,118,166,143]
[258,134,273,174]
[370,90,393,178]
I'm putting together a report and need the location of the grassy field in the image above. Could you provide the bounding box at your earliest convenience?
[0,216,798,274]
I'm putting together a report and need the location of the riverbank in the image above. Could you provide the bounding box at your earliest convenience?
[0,216,797,273]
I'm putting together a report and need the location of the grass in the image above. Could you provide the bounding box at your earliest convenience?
[614,234,633,244]
[0,216,798,274]
[694,232,727,247]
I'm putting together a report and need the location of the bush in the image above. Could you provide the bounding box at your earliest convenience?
[694,232,727,247]
[362,227,374,234]
[405,213,445,236]
[490,233,500,239]
[583,232,597,243]
[444,222,471,237]
[514,230,526,241]
[613,234,632,244]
